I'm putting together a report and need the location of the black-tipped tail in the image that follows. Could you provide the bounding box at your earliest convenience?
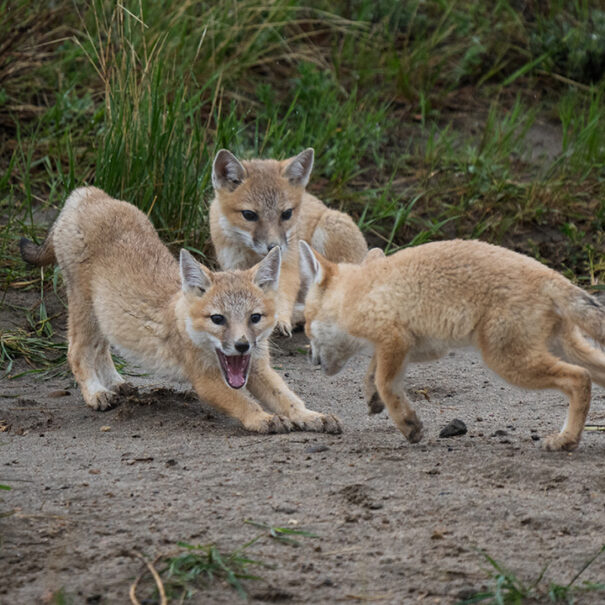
[20,236,56,267]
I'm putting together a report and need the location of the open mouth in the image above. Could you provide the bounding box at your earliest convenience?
[216,349,251,389]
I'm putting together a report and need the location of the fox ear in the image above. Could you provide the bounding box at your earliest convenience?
[298,240,326,299]
[283,148,314,187]
[212,149,246,191]
[253,246,282,291]
[180,249,212,296]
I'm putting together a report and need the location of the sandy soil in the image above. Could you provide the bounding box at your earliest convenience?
[2,290,605,604]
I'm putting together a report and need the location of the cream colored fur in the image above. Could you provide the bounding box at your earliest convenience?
[209,148,367,335]
[20,187,341,434]
[299,239,605,451]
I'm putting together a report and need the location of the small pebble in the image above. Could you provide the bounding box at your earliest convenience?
[439,419,467,438]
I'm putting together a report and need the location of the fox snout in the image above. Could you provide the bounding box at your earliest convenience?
[235,338,250,354]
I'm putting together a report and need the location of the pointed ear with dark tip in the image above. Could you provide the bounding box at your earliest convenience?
[180,249,212,296]
[212,149,246,191]
[253,246,282,291]
[282,148,314,187]
[363,247,385,264]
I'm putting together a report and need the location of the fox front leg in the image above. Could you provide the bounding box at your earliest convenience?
[190,371,294,434]
[246,356,342,433]
[274,258,300,336]
[373,344,423,443]
[364,354,385,415]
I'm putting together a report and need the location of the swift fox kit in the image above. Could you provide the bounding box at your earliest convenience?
[299,238,605,451]
[20,187,341,434]
[209,148,367,335]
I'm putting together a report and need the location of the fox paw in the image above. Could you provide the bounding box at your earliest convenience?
[366,391,385,415]
[292,411,343,434]
[542,432,580,452]
[246,413,294,434]
[276,318,293,337]
[86,389,120,411]
[400,413,423,444]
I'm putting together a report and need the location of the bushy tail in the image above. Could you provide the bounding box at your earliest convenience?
[564,285,605,344]
[20,233,56,267]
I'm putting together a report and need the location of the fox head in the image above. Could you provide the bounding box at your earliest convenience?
[298,241,364,376]
[179,247,281,389]
[212,148,314,257]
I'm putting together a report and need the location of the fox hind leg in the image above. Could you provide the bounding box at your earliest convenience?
[481,342,591,451]
[66,292,123,411]
[560,325,605,388]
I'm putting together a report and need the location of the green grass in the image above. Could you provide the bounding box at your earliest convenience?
[458,545,605,605]
[2,0,605,371]
[160,541,270,601]
[133,522,318,602]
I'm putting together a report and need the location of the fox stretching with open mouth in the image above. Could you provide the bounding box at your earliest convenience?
[20,187,341,434]
[209,148,368,335]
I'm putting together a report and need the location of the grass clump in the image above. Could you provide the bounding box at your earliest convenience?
[131,521,317,602]
[160,541,270,601]
[458,545,605,605]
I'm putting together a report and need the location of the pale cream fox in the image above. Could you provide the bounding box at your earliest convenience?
[299,238,605,451]
[209,148,367,335]
[20,187,341,434]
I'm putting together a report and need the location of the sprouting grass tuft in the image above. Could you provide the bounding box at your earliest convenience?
[159,541,271,601]
[244,519,318,547]
[457,545,605,605]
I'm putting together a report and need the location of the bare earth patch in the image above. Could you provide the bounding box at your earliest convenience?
[2,327,605,603]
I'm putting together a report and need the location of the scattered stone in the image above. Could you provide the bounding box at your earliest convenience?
[100,426,111,432]
[165,459,177,467]
[531,434,540,441]
[304,444,330,454]
[47,389,70,398]
[491,429,508,437]
[272,503,299,514]
[439,419,467,438]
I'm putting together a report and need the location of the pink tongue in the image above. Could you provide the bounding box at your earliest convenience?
[218,352,250,389]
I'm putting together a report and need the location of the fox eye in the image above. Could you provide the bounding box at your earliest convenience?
[241,210,258,222]
[210,314,226,325]
[250,313,262,324]
[281,208,293,220]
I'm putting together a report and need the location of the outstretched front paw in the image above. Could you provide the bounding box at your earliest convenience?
[291,411,343,434]
[245,413,294,434]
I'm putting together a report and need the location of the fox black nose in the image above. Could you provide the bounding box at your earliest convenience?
[235,341,250,354]
[267,243,280,251]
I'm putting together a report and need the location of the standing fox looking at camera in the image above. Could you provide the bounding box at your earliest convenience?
[209,148,368,335]
[20,187,341,434]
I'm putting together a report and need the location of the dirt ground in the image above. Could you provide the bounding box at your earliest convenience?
[2,288,605,605]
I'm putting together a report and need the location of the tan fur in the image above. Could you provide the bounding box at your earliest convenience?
[209,148,367,335]
[299,238,605,451]
[20,187,341,434]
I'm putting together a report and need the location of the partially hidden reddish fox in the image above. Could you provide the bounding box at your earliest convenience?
[209,148,368,335]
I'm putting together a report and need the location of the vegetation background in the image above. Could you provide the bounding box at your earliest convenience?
[1,0,605,370]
